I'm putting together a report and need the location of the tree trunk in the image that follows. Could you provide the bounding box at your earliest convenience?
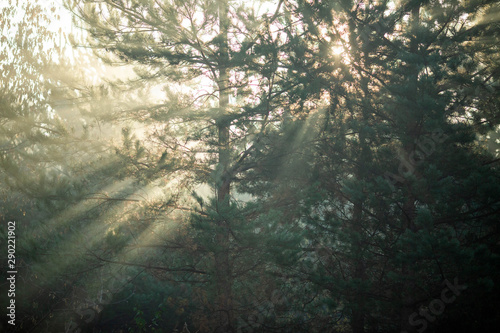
[351,205,366,333]
[347,16,371,333]
[400,4,421,332]
[214,0,234,331]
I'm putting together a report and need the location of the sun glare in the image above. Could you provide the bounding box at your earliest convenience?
[332,45,344,55]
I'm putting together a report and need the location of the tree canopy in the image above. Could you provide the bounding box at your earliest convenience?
[1,0,499,332]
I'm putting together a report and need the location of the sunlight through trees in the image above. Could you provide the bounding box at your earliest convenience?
[1,1,499,332]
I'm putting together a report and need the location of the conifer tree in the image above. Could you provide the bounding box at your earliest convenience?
[10,0,496,331]
[285,0,500,332]
[66,0,308,331]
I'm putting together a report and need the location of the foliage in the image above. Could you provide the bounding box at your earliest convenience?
[1,0,499,333]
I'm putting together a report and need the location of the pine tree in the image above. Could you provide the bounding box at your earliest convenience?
[66,0,311,331]
[285,0,500,332]
[12,0,496,331]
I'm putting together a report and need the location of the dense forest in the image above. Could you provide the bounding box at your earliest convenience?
[1,0,499,332]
